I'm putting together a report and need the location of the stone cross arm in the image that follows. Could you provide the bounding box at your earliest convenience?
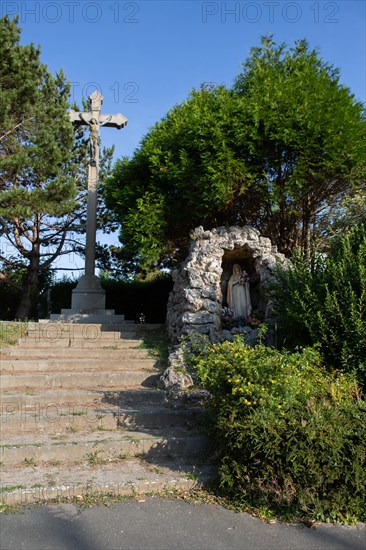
[69,110,128,129]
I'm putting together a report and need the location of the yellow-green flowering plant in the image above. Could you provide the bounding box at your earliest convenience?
[189,336,365,523]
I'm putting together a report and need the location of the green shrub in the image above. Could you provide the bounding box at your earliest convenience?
[0,283,22,320]
[49,275,172,323]
[191,337,366,522]
[48,278,77,315]
[272,225,366,391]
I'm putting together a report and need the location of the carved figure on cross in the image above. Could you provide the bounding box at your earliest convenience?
[69,90,127,165]
[83,115,109,164]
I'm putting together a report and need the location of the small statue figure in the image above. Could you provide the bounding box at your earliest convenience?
[79,114,112,165]
[227,264,252,319]
[89,117,99,164]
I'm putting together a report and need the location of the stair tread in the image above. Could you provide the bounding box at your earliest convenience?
[0,428,207,448]
[0,322,212,506]
[0,459,216,505]
[0,388,164,399]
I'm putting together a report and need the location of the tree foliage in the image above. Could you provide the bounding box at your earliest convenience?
[106,85,248,272]
[272,225,366,391]
[0,16,114,319]
[106,37,365,274]
[232,37,366,253]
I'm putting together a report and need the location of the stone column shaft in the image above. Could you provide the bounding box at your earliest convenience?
[85,162,98,277]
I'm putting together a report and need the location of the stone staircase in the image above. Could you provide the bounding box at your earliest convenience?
[0,323,213,506]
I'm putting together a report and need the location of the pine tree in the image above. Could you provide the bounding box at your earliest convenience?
[0,16,81,319]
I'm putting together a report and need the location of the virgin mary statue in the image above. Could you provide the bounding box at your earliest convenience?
[227,264,252,319]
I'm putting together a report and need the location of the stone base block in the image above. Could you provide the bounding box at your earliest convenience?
[70,274,106,310]
[49,310,126,324]
[49,275,126,324]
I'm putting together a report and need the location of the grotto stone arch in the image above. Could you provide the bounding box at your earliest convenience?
[166,225,289,344]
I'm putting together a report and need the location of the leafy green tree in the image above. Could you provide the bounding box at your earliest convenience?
[106,37,365,274]
[317,187,366,245]
[232,37,366,254]
[0,16,115,319]
[272,225,366,390]
[106,85,248,273]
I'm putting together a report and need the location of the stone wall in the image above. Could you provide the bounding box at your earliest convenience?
[166,225,289,344]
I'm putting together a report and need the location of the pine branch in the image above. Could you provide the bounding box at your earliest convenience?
[0,116,36,142]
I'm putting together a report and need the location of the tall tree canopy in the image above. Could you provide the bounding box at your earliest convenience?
[0,16,114,319]
[106,36,365,275]
[232,37,366,253]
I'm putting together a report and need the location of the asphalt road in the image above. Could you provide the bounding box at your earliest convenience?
[1,498,365,550]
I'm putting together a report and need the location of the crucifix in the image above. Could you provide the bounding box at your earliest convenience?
[68,90,127,312]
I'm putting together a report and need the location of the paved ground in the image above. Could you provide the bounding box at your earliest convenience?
[1,498,365,550]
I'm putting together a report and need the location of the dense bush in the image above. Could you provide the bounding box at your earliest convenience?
[49,275,172,323]
[272,226,366,391]
[104,276,172,323]
[0,283,22,320]
[0,268,52,320]
[48,278,77,316]
[190,337,366,522]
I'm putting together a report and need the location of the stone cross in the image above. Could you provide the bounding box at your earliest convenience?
[69,91,127,279]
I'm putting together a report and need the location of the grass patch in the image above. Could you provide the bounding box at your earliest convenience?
[0,501,19,514]
[0,484,26,493]
[48,460,61,466]
[85,451,108,466]
[23,457,37,467]
[138,326,169,367]
[66,426,79,434]
[96,425,108,432]
[0,321,28,348]
[126,436,141,444]
[118,452,132,460]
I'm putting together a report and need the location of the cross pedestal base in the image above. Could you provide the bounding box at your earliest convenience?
[50,275,126,324]
[71,274,106,310]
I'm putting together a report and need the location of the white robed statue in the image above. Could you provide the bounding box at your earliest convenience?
[227,264,252,319]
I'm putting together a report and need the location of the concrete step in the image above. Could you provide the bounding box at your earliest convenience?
[49,312,127,323]
[0,459,216,505]
[24,330,129,340]
[0,358,159,373]
[2,344,144,358]
[0,321,214,507]
[1,404,203,434]
[0,430,211,465]
[0,370,160,391]
[35,322,163,333]
[27,322,164,338]
[0,389,167,408]
[11,337,143,348]
[0,323,163,346]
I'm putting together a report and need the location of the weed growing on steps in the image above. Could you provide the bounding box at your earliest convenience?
[0,484,26,493]
[0,322,28,348]
[23,458,37,467]
[85,451,108,466]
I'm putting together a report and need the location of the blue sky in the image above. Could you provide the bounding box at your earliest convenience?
[2,0,365,277]
[5,0,365,159]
